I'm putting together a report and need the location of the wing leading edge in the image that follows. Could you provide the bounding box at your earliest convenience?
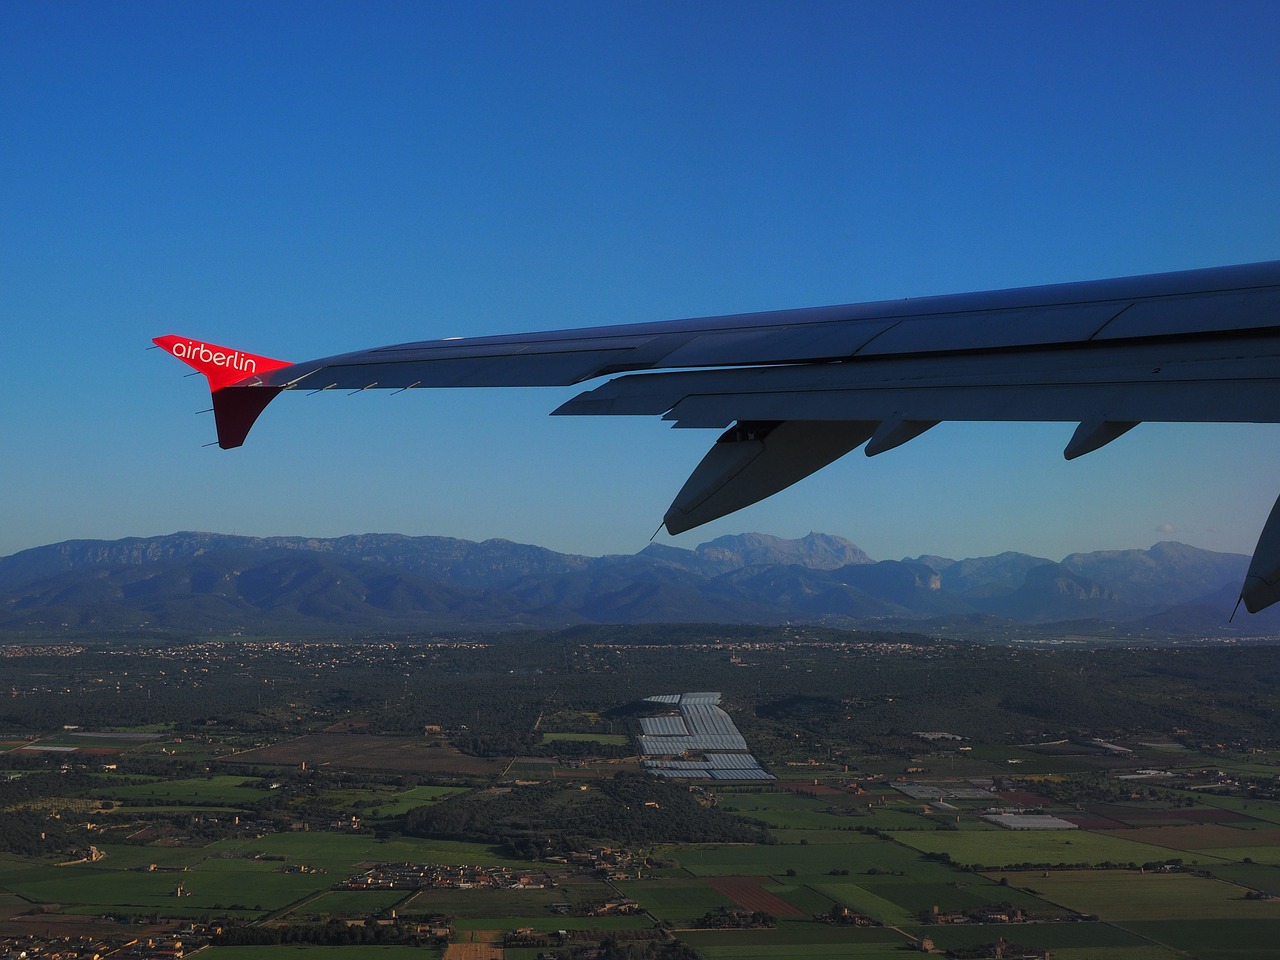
[154,259,1280,613]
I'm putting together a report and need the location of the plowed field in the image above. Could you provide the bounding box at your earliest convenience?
[710,876,804,917]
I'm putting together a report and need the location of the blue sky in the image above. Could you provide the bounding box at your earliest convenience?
[3,1,1279,564]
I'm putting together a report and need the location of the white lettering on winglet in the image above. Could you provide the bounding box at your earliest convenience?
[170,340,258,374]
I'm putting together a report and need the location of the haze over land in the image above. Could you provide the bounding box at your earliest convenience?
[0,530,1269,638]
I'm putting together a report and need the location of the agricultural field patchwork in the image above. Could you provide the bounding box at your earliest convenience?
[4,634,1280,958]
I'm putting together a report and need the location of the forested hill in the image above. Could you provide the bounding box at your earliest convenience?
[0,531,1272,637]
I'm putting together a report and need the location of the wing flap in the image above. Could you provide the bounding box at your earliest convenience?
[1096,287,1280,339]
[852,302,1125,355]
[557,332,1280,425]
[664,421,878,535]
[658,320,895,367]
[1243,492,1280,614]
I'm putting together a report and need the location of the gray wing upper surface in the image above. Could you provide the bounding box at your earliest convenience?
[253,260,1280,408]
[221,259,1280,613]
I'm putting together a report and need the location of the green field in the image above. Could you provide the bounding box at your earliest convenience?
[902,920,1152,951]
[1050,950,1185,960]
[1205,845,1280,864]
[1201,860,1280,891]
[364,785,466,816]
[856,807,943,830]
[667,834,939,880]
[771,827,889,845]
[1023,870,1280,921]
[1178,792,1280,825]
[730,785,943,833]
[857,874,1044,916]
[0,834,535,921]
[810,881,914,925]
[1118,919,1280,960]
[298,889,408,916]
[890,828,1230,868]
[10,857,332,914]
[26,732,164,751]
[308,784,467,817]
[90,774,268,806]
[627,877,736,920]
[681,919,906,949]
[110,804,246,814]
[90,843,207,869]
[716,790,896,831]
[692,946,915,960]
[0,855,56,891]
[394,885,566,921]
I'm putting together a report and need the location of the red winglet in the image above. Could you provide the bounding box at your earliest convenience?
[210,385,286,448]
[153,335,294,448]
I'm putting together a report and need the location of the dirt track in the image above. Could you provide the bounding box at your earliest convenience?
[442,943,503,960]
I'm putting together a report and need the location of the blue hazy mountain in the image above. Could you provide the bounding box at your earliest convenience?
[0,531,1267,637]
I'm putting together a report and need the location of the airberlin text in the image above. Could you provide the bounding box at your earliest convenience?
[170,340,258,374]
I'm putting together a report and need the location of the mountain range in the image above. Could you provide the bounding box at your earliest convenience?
[0,531,1273,639]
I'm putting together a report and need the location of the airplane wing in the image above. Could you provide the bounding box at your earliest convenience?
[154,259,1280,613]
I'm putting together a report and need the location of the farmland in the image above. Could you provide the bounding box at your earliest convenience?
[2,631,1280,959]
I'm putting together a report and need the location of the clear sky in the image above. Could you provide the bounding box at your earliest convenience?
[3,1,1279,564]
